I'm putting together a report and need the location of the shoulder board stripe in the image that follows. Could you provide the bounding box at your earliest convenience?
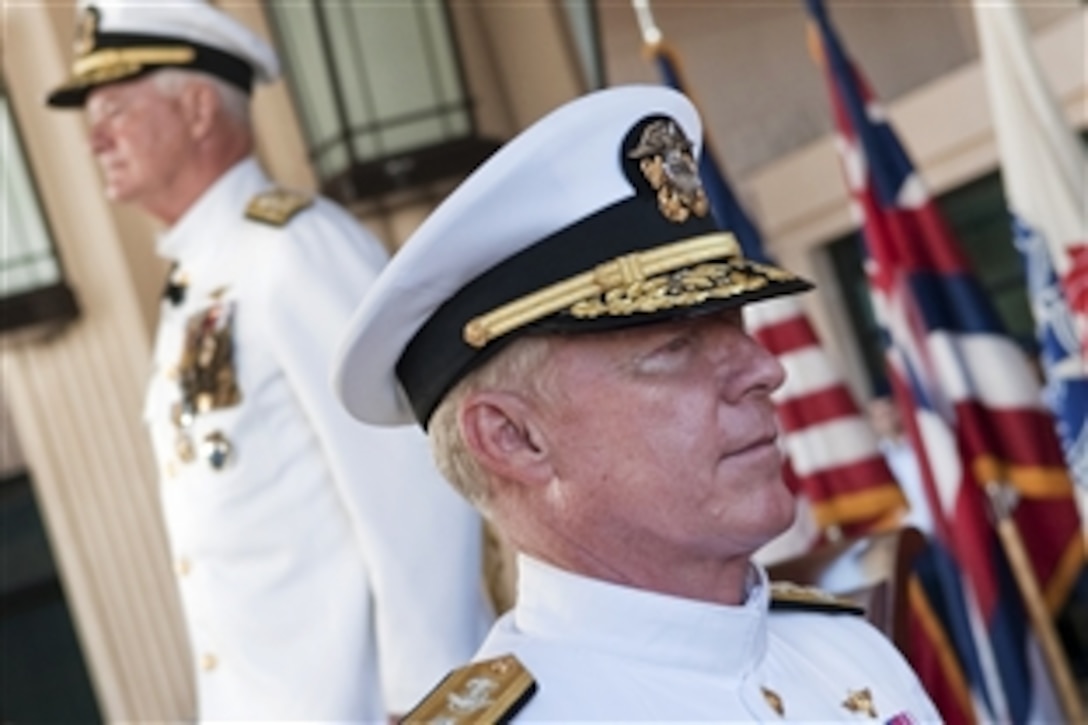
[770,581,865,616]
[245,187,313,227]
[403,654,536,725]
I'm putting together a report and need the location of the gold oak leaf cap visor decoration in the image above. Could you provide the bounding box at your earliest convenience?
[332,85,814,429]
[46,0,279,108]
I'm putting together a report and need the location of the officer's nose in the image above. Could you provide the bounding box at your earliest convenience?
[707,310,787,399]
[88,121,113,156]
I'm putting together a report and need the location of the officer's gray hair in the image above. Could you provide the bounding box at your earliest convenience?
[429,335,556,516]
[152,68,251,126]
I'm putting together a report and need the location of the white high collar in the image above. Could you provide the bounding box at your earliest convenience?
[156,157,267,262]
[512,554,770,681]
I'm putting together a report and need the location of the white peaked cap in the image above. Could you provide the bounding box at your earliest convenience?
[332,85,812,428]
[47,0,279,108]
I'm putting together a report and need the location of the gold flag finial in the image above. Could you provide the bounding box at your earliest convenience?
[631,0,662,47]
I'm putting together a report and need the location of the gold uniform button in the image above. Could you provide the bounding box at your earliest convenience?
[200,653,218,672]
[164,459,179,479]
[176,558,191,577]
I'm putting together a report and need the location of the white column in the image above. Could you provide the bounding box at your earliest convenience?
[1,3,194,720]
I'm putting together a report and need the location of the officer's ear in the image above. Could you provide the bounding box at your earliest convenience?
[459,390,555,487]
[177,78,219,141]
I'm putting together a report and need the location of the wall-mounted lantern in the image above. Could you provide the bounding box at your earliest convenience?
[265,0,502,204]
[1,85,79,341]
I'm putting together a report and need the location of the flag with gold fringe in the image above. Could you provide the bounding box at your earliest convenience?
[971,0,1087,493]
[805,0,1086,721]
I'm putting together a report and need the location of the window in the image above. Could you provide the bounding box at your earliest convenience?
[828,171,1034,397]
[561,0,606,90]
[1,83,78,336]
[0,470,101,722]
[829,232,887,396]
[265,1,502,203]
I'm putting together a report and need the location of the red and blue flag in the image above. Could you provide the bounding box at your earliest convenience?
[804,0,1086,721]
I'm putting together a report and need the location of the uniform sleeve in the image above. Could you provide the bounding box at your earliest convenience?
[256,205,492,712]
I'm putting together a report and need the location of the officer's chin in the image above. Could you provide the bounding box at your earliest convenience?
[96,166,129,203]
[102,181,137,205]
[766,473,799,537]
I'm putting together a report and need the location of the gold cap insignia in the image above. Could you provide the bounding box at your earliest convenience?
[627,118,709,223]
[74,6,100,58]
[843,687,878,718]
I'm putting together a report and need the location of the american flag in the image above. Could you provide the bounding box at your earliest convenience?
[971,0,1088,493]
[644,41,907,558]
[805,0,1087,721]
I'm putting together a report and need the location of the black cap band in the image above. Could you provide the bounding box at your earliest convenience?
[396,194,812,427]
[98,33,255,91]
[47,33,256,108]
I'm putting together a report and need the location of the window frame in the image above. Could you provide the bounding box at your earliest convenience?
[0,82,79,339]
[826,170,1038,398]
[264,0,503,204]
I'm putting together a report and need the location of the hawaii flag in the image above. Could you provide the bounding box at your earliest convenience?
[804,0,1086,722]
[971,0,1088,492]
[643,40,907,559]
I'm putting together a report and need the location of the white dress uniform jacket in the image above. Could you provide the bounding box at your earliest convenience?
[144,157,491,721]
[472,555,942,722]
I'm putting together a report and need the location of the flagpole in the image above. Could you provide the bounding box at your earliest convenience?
[631,0,662,47]
[985,482,1085,723]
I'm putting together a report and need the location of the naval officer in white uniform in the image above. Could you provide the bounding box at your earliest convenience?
[46,1,491,720]
[333,86,943,722]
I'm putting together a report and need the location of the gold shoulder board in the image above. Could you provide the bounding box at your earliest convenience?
[244,187,314,227]
[403,654,536,725]
[770,581,865,616]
